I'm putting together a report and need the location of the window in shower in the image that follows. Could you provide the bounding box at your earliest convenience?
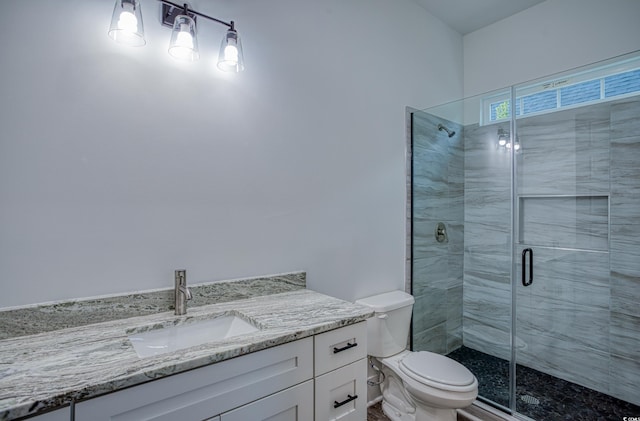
[482,57,640,124]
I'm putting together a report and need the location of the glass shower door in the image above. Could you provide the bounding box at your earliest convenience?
[412,51,640,420]
[513,89,613,419]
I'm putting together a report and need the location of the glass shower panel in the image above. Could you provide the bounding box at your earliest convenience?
[411,91,514,410]
[411,104,465,356]
[411,51,640,420]
[513,82,640,417]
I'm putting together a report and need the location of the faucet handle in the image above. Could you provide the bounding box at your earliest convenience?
[174,269,192,315]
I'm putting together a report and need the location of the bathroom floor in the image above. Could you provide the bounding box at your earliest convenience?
[447,346,640,421]
[367,402,391,420]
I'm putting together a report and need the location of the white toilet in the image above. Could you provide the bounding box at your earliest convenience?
[356,290,478,421]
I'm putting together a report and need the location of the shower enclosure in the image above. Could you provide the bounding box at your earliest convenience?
[409,51,640,420]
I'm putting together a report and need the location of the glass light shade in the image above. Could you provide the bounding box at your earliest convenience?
[108,0,146,46]
[497,128,508,147]
[217,29,244,72]
[168,15,199,62]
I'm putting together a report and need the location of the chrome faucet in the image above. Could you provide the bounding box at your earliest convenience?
[174,269,192,315]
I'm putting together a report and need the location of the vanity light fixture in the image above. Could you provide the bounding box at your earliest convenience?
[168,12,199,61]
[108,0,146,46]
[108,0,245,72]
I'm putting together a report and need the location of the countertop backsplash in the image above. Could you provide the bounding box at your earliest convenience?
[0,271,306,340]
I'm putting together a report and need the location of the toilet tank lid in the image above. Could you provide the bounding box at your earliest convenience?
[355,290,414,312]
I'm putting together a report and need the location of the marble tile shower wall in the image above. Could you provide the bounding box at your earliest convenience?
[462,97,640,406]
[461,121,512,360]
[411,112,464,354]
[608,99,640,406]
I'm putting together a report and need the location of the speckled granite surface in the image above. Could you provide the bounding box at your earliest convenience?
[0,272,306,340]
[0,276,373,420]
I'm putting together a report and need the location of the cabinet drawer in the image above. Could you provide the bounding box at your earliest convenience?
[220,380,313,421]
[75,337,313,421]
[314,322,367,376]
[315,359,367,421]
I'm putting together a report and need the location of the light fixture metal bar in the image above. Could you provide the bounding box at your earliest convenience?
[157,0,233,29]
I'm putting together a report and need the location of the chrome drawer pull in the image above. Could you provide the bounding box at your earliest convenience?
[334,394,358,408]
[333,342,357,354]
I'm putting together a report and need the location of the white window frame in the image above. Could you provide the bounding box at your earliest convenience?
[480,55,640,126]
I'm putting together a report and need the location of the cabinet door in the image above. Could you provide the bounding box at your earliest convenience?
[315,359,367,421]
[26,406,70,421]
[314,322,367,376]
[220,380,313,421]
[75,337,313,421]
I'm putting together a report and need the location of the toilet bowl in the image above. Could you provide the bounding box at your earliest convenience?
[356,291,478,421]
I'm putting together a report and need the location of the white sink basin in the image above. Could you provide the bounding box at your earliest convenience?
[128,312,260,358]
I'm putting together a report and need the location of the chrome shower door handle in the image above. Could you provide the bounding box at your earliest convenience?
[522,248,533,286]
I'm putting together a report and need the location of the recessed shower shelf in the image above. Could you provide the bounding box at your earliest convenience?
[517,195,609,251]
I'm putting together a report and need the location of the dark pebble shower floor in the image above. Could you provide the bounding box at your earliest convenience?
[447,346,640,421]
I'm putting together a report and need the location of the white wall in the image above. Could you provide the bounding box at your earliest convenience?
[0,0,463,307]
[464,0,640,97]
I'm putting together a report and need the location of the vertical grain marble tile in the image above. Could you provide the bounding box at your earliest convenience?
[609,127,640,371]
[412,112,449,154]
[446,285,463,352]
[462,278,511,331]
[610,97,640,140]
[610,136,640,225]
[448,252,464,289]
[413,322,447,354]
[516,290,610,355]
[413,288,447,335]
[516,112,579,195]
[610,224,640,278]
[608,97,640,407]
[515,334,611,397]
[412,252,448,291]
[515,247,610,307]
[574,105,611,194]
[464,123,511,194]
[610,310,640,361]
[462,322,512,361]
[610,354,640,406]
[410,112,464,353]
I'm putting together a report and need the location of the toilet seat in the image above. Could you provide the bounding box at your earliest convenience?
[399,351,476,392]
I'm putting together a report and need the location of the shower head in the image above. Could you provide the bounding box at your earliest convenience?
[437,124,456,138]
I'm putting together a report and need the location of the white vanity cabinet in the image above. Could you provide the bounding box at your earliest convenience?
[219,380,313,421]
[73,322,368,421]
[74,337,313,421]
[314,322,368,420]
[25,407,70,421]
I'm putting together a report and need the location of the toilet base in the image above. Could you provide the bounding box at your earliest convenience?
[375,352,476,421]
[414,404,457,421]
[381,400,457,421]
[381,400,414,421]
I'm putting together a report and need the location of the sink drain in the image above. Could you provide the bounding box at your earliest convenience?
[520,394,540,405]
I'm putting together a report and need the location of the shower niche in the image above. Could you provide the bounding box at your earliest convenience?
[517,195,609,251]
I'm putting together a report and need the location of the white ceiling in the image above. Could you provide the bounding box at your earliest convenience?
[414,0,547,35]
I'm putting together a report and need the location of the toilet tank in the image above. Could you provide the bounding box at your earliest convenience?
[355,290,415,358]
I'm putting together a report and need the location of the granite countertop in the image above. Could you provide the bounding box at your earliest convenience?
[0,288,373,420]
